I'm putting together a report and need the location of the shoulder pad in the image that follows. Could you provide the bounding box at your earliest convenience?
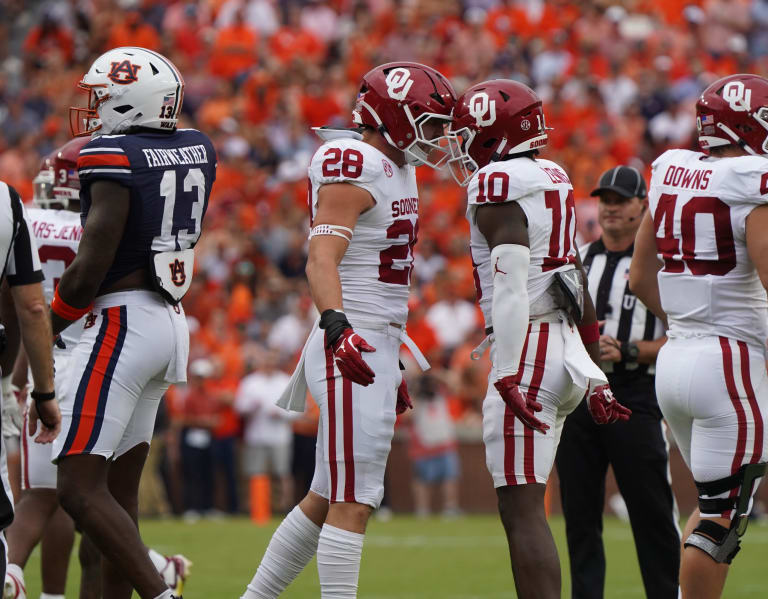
[309,139,386,186]
[312,127,364,142]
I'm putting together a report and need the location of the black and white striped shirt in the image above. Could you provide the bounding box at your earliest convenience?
[581,239,664,378]
[0,182,43,288]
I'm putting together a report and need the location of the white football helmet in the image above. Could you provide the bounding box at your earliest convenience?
[70,46,184,137]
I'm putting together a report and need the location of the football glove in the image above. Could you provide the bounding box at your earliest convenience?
[586,383,631,425]
[494,375,549,434]
[320,310,376,386]
[396,376,413,415]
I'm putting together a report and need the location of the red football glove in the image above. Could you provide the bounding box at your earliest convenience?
[331,328,376,386]
[396,376,413,415]
[494,375,549,434]
[587,383,632,424]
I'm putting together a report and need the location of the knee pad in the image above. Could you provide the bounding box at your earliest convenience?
[684,519,740,564]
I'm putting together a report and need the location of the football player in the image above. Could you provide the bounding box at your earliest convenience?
[447,80,630,598]
[47,47,215,599]
[3,138,191,599]
[241,62,455,598]
[630,73,768,599]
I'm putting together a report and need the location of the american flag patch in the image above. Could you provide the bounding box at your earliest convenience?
[162,94,175,107]
[701,114,714,125]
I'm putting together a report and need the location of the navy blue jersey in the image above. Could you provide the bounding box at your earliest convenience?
[77,128,216,293]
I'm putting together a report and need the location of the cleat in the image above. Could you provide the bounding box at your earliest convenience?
[3,573,26,599]
[161,554,192,595]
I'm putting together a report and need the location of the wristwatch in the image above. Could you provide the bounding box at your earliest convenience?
[620,341,639,364]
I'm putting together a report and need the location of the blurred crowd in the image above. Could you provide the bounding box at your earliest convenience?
[4,0,768,515]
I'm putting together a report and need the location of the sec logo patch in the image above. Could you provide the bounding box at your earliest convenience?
[382,160,393,177]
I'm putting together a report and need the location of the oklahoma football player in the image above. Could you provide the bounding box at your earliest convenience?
[241,62,455,599]
[3,138,190,599]
[448,79,630,599]
[630,73,768,599]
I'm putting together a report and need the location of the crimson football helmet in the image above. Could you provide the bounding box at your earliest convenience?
[33,137,89,210]
[448,79,550,186]
[352,62,456,169]
[696,73,768,156]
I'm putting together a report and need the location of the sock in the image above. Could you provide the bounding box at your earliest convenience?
[242,505,321,599]
[6,563,25,590]
[316,524,364,599]
[148,548,169,573]
[40,594,65,599]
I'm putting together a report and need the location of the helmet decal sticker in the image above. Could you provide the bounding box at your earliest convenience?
[469,92,496,127]
[722,81,751,112]
[108,60,142,85]
[385,68,413,101]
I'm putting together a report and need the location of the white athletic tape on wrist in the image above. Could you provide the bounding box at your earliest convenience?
[490,243,530,378]
[309,224,353,241]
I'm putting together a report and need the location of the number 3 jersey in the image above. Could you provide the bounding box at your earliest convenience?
[466,156,577,328]
[649,149,768,348]
[308,134,418,326]
[76,128,216,295]
[28,207,85,348]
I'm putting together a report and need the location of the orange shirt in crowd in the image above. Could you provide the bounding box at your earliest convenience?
[107,18,160,51]
[269,27,324,64]
[208,24,258,79]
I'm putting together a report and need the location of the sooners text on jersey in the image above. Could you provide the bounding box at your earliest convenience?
[466,156,577,327]
[308,135,419,326]
[649,148,768,349]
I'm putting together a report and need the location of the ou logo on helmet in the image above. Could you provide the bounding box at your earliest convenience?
[468,92,496,127]
[722,80,752,112]
[385,68,414,101]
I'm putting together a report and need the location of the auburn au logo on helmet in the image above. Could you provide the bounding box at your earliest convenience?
[108,60,141,85]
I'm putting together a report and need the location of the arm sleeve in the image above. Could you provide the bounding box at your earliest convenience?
[5,188,43,287]
[491,244,530,378]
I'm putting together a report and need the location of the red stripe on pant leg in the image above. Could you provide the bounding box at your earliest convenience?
[523,323,549,484]
[22,411,29,489]
[504,324,531,486]
[325,345,338,503]
[68,307,122,455]
[342,378,356,503]
[737,341,764,463]
[719,337,747,517]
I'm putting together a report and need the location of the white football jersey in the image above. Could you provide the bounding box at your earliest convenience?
[466,157,578,327]
[308,135,419,326]
[649,149,768,348]
[27,208,85,348]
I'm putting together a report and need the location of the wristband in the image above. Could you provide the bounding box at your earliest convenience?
[30,389,55,403]
[51,288,92,321]
[578,322,600,345]
[319,309,352,348]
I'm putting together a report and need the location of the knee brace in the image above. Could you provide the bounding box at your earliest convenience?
[685,462,767,563]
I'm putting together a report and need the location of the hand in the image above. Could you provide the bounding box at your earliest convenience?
[28,399,61,443]
[494,376,549,434]
[598,335,621,362]
[330,328,376,386]
[396,376,413,415]
[586,383,632,425]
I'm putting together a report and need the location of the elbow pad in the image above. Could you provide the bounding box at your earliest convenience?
[491,244,530,378]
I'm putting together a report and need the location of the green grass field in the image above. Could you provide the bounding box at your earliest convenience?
[21,515,768,598]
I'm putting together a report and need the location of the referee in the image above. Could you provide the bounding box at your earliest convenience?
[555,166,680,599]
[0,181,59,582]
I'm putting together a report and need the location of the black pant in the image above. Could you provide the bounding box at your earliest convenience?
[555,383,680,599]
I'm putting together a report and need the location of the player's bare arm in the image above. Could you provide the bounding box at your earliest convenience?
[7,281,59,442]
[629,211,666,323]
[308,182,378,386]
[745,204,768,293]
[306,182,373,312]
[50,180,130,336]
